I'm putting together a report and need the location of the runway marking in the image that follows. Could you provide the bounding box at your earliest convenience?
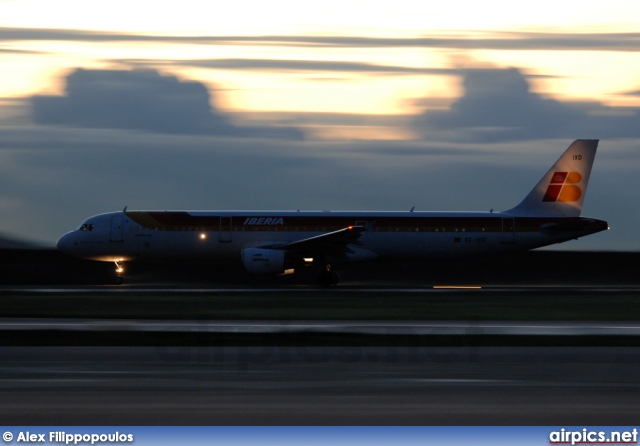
[3,318,640,336]
[5,285,640,294]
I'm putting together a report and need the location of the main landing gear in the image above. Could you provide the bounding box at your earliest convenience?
[114,261,125,285]
[318,264,339,287]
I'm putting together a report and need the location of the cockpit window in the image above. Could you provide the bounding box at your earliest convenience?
[78,224,95,231]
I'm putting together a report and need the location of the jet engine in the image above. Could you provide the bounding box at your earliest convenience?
[241,248,304,275]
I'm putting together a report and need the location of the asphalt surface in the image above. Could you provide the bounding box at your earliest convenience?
[1,346,638,425]
[1,286,639,425]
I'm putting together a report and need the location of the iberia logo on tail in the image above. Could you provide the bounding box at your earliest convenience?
[542,171,582,202]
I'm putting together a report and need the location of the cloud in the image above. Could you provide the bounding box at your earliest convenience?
[155,58,456,75]
[620,89,640,97]
[21,65,640,144]
[31,68,303,138]
[413,67,640,141]
[0,48,42,55]
[2,27,640,52]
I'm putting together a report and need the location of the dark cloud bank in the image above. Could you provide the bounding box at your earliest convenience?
[28,66,640,143]
[414,67,639,142]
[32,68,303,139]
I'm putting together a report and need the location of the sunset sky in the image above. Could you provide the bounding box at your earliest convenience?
[2,1,640,115]
[0,0,638,249]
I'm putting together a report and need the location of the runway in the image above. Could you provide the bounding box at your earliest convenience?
[1,345,639,424]
[1,285,639,423]
[2,285,638,323]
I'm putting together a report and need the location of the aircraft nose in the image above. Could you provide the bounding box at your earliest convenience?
[56,233,76,254]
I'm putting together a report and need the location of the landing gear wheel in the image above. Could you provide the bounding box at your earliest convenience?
[318,265,339,287]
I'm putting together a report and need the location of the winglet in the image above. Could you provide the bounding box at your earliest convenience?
[504,139,599,217]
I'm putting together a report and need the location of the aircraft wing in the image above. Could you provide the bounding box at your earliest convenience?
[260,226,366,259]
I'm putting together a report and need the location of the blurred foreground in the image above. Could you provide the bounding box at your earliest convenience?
[1,346,638,425]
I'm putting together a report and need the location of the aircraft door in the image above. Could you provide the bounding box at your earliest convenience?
[501,217,515,244]
[110,215,124,242]
[219,217,232,242]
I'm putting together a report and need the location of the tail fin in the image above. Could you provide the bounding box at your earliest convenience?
[504,139,599,217]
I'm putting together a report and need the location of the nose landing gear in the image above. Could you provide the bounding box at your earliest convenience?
[114,261,125,285]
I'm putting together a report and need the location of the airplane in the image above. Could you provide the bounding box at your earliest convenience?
[57,139,608,285]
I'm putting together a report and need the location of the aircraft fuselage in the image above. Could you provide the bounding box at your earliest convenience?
[57,209,608,263]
